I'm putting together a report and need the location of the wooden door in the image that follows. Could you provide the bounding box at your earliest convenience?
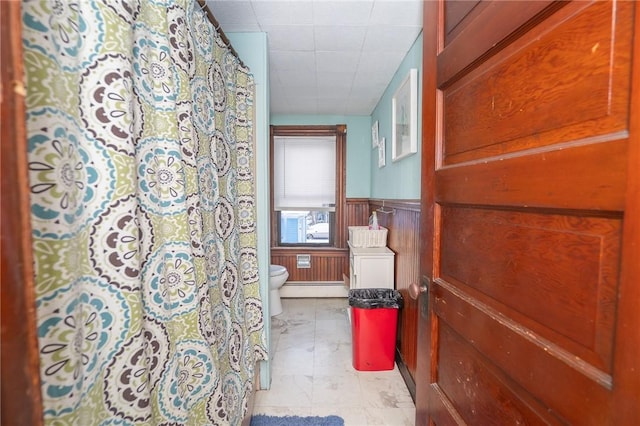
[1,1,44,425]
[415,1,640,424]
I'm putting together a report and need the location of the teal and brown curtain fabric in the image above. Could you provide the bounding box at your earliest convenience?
[22,0,266,424]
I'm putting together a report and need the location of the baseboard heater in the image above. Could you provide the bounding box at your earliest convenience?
[279,281,349,298]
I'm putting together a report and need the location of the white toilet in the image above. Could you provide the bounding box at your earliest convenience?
[269,264,288,316]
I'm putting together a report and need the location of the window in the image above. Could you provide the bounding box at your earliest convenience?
[270,125,346,247]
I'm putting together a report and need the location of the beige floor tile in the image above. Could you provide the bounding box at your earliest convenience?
[272,346,315,376]
[311,406,369,426]
[254,374,313,408]
[313,343,354,376]
[364,407,415,426]
[252,406,312,417]
[312,372,363,407]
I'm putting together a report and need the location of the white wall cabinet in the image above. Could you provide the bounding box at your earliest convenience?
[348,242,395,290]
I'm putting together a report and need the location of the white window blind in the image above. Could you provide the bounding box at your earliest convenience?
[273,136,336,211]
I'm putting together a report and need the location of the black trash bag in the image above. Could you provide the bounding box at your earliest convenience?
[348,288,403,309]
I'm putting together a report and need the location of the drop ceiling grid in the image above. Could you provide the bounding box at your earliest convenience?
[206,0,422,115]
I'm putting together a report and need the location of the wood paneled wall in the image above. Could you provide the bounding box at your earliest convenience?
[270,248,348,282]
[369,198,420,399]
[345,198,371,227]
[269,198,370,282]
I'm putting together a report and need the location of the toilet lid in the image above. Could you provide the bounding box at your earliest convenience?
[269,265,287,276]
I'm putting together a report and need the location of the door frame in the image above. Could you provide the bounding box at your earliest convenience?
[0,1,44,425]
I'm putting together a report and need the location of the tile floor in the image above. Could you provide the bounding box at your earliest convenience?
[253,298,415,425]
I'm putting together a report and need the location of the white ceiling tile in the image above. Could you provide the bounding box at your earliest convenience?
[252,1,313,26]
[316,51,359,73]
[316,88,351,100]
[317,99,347,115]
[281,75,318,97]
[275,69,317,88]
[356,51,405,78]
[316,72,353,89]
[270,96,291,114]
[314,26,366,51]
[270,104,291,114]
[312,1,374,26]
[370,1,423,26]
[206,1,257,25]
[317,83,352,99]
[269,73,285,95]
[344,105,364,115]
[263,25,315,51]
[208,0,423,115]
[362,25,421,52]
[284,86,318,99]
[287,96,318,113]
[345,98,377,115]
[350,80,387,99]
[270,50,316,73]
[269,88,289,106]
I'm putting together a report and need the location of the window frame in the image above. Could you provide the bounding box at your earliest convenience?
[270,125,347,248]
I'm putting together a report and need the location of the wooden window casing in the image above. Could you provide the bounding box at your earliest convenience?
[270,125,347,249]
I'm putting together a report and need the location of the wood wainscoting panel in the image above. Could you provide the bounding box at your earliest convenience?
[345,198,370,227]
[270,199,367,283]
[369,199,421,399]
[270,248,349,282]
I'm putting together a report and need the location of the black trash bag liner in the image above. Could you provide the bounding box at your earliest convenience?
[348,288,403,309]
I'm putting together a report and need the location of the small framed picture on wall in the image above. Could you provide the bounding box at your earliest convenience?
[372,120,379,148]
[392,68,418,161]
[378,137,386,168]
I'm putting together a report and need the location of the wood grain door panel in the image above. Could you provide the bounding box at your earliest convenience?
[436,137,628,211]
[434,320,564,425]
[442,0,632,165]
[439,206,621,373]
[432,281,614,424]
[416,1,639,424]
[440,1,557,86]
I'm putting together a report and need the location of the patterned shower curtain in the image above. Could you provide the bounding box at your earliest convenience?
[22,0,266,424]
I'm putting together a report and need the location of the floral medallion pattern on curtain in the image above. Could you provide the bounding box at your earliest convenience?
[22,0,266,424]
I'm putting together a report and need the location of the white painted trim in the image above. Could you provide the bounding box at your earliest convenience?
[279,281,349,298]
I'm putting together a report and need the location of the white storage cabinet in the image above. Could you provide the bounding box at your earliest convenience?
[348,241,395,290]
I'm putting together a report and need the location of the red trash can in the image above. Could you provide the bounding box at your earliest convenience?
[349,288,403,371]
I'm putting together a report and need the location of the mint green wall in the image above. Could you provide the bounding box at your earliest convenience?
[225,32,272,389]
[271,33,423,201]
[370,33,423,199]
[270,115,372,198]
[228,29,422,388]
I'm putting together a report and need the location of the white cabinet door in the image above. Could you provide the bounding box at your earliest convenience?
[349,243,395,289]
